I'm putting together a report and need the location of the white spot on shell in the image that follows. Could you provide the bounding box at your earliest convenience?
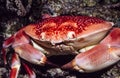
[67,31,76,39]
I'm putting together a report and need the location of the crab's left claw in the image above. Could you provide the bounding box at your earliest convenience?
[62,28,120,73]
[14,43,46,65]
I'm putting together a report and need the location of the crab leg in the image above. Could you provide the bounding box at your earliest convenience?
[62,28,120,72]
[10,53,21,78]
[2,35,14,65]
[10,53,36,78]
[22,63,36,78]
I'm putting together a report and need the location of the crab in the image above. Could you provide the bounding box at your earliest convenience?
[2,15,120,78]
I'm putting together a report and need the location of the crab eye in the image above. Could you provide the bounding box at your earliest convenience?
[41,32,46,40]
[67,31,76,39]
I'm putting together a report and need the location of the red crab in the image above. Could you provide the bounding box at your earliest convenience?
[2,15,120,78]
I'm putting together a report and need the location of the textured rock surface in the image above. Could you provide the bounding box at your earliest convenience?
[0,0,120,78]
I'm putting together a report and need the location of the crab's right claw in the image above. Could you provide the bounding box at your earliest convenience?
[14,43,47,66]
[62,28,120,73]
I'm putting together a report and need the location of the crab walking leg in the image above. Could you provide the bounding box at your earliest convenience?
[62,28,120,72]
[22,63,36,78]
[10,53,21,78]
[2,35,14,65]
[10,54,36,78]
[1,48,7,65]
